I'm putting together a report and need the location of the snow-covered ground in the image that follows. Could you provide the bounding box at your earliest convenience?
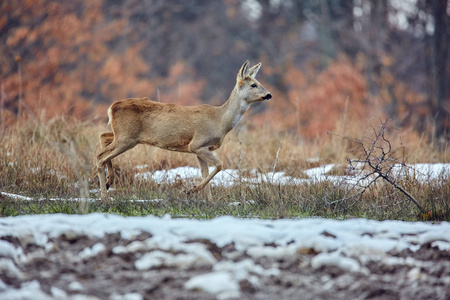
[0,163,449,299]
[1,214,450,299]
[136,162,449,187]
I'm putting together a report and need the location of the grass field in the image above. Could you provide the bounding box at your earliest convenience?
[0,115,449,221]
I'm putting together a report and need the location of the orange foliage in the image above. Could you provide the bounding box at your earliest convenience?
[254,57,372,139]
[157,62,205,106]
[2,0,107,121]
[1,1,212,123]
[0,1,438,142]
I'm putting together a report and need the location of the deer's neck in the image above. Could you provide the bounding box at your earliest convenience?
[220,86,250,133]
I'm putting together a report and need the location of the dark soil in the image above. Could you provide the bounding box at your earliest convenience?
[1,230,450,300]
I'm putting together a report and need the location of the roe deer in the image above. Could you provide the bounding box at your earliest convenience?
[97,60,272,201]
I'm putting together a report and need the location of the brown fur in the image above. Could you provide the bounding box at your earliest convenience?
[97,61,272,201]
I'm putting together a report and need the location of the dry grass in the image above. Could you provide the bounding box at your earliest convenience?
[0,114,448,221]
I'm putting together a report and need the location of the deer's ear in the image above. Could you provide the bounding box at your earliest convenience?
[237,60,250,80]
[248,62,262,78]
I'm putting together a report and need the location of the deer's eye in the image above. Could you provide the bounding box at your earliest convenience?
[251,84,257,88]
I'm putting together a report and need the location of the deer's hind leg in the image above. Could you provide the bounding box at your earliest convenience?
[97,138,137,201]
[99,132,115,189]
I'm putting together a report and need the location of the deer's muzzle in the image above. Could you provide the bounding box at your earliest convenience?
[263,94,272,101]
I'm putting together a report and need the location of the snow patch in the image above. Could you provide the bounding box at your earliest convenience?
[184,271,240,299]
[0,240,23,262]
[110,292,143,300]
[0,258,24,279]
[0,280,52,300]
[311,252,369,275]
[78,243,106,260]
[135,249,215,270]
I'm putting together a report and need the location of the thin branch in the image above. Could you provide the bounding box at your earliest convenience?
[272,137,284,174]
[377,172,425,212]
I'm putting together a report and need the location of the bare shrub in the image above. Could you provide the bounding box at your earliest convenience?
[329,118,426,214]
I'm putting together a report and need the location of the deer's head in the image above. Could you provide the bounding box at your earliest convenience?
[236,61,272,104]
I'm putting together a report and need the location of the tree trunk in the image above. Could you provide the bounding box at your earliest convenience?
[432,0,449,139]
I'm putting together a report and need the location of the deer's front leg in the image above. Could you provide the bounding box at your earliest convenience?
[190,148,222,194]
[196,156,213,201]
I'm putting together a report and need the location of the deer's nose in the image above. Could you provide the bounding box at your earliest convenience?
[263,94,272,100]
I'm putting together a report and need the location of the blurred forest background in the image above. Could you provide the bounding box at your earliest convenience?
[1,0,449,142]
